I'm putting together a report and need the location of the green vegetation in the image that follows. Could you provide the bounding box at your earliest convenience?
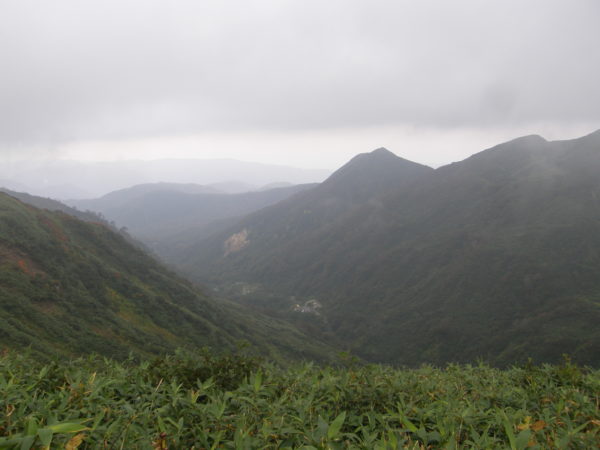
[1,351,598,449]
[0,188,104,224]
[179,132,600,367]
[2,138,600,447]
[0,193,335,362]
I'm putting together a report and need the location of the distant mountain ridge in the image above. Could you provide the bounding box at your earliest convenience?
[70,182,222,210]
[173,131,600,367]
[0,159,331,199]
[70,182,317,246]
[176,146,433,278]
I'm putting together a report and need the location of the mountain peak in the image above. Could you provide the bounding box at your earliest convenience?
[319,147,433,199]
[334,147,431,175]
[574,128,600,143]
[463,133,549,166]
[508,134,547,145]
[371,147,393,154]
[355,147,399,161]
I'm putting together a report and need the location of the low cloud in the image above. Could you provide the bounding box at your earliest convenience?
[1,0,599,153]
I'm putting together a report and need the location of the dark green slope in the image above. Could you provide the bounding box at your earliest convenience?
[179,148,433,287]
[0,193,334,361]
[342,131,600,366]
[179,132,600,366]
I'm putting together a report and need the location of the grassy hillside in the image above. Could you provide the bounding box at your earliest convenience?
[177,132,600,367]
[0,193,334,361]
[1,351,598,448]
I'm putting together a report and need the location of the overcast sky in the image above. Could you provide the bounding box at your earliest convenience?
[1,0,599,169]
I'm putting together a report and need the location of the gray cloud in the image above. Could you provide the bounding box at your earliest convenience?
[1,0,599,147]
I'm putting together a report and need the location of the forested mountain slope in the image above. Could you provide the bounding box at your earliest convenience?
[0,193,334,361]
[0,187,103,223]
[178,132,600,366]
[178,148,433,284]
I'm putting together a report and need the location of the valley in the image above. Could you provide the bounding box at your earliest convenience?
[2,130,600,450]
[165,131,600,367]
[0,192,335,362]
[3,131,599,368]
[2,3,599,446]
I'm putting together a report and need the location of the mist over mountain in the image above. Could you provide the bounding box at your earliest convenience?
[2,130,600,368]
[173,131,600,366]
[0,192,334,361]
[69,183,221,211]
[2,2,599,445]
[175,146,434,276]
[172,148,432,261]
[0,159,330,199]
[70,183,316,247]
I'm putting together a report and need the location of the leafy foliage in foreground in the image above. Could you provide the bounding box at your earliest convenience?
[1,351,598,449]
